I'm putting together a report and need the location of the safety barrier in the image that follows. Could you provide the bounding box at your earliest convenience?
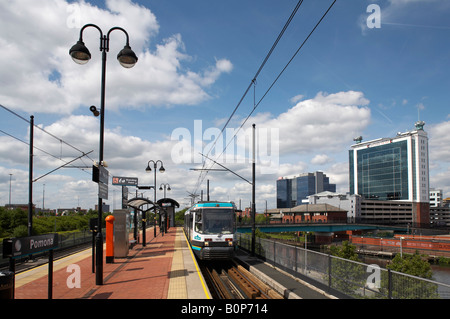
[237,233,450,299]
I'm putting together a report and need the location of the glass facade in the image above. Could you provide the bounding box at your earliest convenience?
[277,173,336,208]
[355,141,409,200]
[276,179,291,208]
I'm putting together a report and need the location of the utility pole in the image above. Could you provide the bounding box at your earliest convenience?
[251,124,256,256]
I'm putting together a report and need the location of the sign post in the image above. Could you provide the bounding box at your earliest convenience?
[3,233,59,299]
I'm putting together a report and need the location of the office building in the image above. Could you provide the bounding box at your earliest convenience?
[349,121,429,226]
[429,188,443,207]
[307,191,361,223]
[277,171,336,208]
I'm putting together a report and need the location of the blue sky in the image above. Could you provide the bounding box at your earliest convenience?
[1,0,450,211]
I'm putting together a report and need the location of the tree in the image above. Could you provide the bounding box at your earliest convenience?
[381,251,439,299]
[329,240,360,261]
[328,241,366,297]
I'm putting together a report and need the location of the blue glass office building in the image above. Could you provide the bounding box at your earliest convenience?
[277,172,336,208]
[349,121,430,225]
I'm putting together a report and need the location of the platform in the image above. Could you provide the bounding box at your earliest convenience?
[13,227,211,299]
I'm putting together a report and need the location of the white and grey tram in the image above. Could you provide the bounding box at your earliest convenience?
[184,201,237,260]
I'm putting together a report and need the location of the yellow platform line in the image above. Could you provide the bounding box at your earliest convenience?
[167,229,187,298]
[182,229,211,299]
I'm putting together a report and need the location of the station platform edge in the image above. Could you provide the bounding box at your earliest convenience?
[12,227,211,299]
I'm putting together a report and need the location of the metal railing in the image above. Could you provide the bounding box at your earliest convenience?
[237,233,450,299]
[0,229,97,268]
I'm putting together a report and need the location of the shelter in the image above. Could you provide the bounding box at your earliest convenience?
[127,197,156,213]
[157,198,180,227]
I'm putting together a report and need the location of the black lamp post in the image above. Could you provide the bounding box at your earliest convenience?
[159,183,171,198]
[159,183,171,233]
[146,160,165,237]
[69,23,138,286]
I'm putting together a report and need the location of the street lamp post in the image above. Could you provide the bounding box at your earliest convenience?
[69,23,138,286]
[159,183,171,233]
[400,236,405,258]
[146,160,165,238]
[159,183,171,198]
[9,174,12,208]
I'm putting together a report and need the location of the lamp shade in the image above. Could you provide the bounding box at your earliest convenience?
[69,40,91,65]
[117,45,138,68]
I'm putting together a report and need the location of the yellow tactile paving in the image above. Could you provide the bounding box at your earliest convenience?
[167,228,188,298]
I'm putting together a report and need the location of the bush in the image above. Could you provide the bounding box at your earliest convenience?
[0,206,102,239]
[12,225,28,238]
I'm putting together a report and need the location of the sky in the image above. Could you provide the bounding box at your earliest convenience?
[1,0,450,212]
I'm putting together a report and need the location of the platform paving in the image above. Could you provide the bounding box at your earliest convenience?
[13,227,211,299]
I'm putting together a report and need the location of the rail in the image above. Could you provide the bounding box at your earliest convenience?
[237,233,450,299]
[201,261,283,299]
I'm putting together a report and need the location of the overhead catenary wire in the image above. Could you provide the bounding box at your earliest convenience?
[0,103,94,162]
[0,104,95,178]
[192,0,338,197]
[192,0,305,195]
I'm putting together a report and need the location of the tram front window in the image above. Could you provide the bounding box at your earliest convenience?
[196,209,234,234]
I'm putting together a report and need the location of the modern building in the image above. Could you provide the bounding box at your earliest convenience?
[277,171,336,208]
[266,203,347,224]
[349,121,429,226]
[429,188,443,207]
[307,191,361,223]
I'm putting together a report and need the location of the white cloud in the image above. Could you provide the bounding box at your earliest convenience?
[245,91,371,156]
[430,167,450,199]
[428,121,450,163]
[0,0,232,114]
[289,94,305,105]
[311,154,333,165]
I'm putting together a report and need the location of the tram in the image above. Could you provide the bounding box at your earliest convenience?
[184,201,237,260]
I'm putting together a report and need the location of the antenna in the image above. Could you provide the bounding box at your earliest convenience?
[415,103,425,131]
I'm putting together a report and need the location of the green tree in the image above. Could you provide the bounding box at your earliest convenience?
[328,241,366,297]
[380,251,439,299]
[175,208,188,225]
[329,240,360,261]
[0,207,28,238]
[387,251,432,279]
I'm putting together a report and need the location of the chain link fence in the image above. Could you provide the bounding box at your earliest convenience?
[237,232,450,299]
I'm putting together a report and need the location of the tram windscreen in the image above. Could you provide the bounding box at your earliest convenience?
[196,209,234,234]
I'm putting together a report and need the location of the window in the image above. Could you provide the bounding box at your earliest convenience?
[195,209,235,234]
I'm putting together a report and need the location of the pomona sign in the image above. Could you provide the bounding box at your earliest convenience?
[3,234,59,259]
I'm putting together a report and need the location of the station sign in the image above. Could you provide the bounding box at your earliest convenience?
[99,182,108,199]
[112,176,138,186]
[93,165,109,184]
[3,233,59,259]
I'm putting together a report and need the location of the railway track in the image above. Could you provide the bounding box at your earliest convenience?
[0,241,92,273]
[201,260,284,299]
